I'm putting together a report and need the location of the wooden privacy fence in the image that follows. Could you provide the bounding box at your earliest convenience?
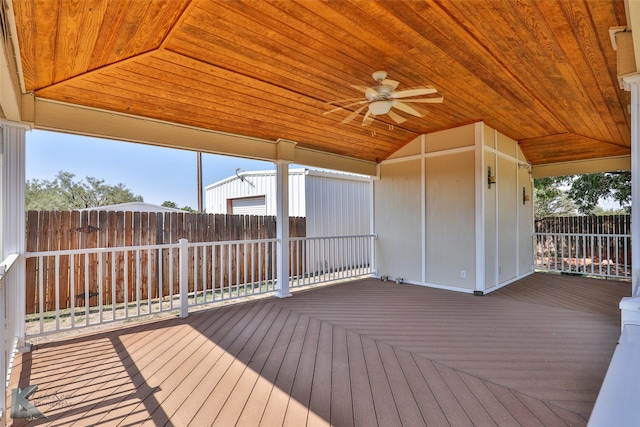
[25,210,305,315]
[535,214,630,235]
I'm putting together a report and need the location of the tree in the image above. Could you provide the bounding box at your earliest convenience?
[566,171,631,214]
[161,201,179,209]
[533,177,577,218]
[161,201,196,212]
[533,171,631,217]
[26,171,143,210]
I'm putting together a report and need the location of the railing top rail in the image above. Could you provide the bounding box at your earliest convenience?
[187,238,278,247]
[25,242,181,258]
[0,253,20,279]
[290,234,377,241]
[534,231,630,238]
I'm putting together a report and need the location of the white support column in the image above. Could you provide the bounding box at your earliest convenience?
[0,121,29,349]
[369,173,376,276]
[275,161,292,298]
[474,122,486,295]
[178,238,189,318]
[420,135,426,284]
[624,74,640,297]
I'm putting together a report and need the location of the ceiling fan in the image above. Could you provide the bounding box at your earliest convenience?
[324,71,443,126]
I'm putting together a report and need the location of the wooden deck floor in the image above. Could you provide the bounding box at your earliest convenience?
[7,273,630,426]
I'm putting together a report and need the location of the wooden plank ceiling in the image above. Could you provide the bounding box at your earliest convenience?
[12,0,631,165]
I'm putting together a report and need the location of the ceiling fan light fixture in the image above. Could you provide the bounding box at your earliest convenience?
[369,100,395,115]
[372,70,388,82]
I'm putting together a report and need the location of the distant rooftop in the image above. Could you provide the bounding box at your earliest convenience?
[80,202,184,213]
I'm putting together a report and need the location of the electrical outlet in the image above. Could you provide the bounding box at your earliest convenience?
[460,270,466,279]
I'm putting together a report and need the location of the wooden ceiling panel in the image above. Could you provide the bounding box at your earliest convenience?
[14,0,189,90]
[35,51,410,162]
[520,134,630,164]
[434,0,624,145]
[363,1,568,134]
[11,0,631,166]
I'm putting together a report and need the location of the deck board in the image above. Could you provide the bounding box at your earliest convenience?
[330,327,353,427]
[307,321,333,427]
[7,273,629,426]
[344,330,377,427]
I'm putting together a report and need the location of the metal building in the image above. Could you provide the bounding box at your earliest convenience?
[205,168,372,237]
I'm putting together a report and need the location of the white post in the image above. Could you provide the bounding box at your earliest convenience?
[275,161,291,298]
[474,122,486,295]
[1,122,28,350]
[178,238,189,317]
[369,174,377,277]
[624,74,640,297]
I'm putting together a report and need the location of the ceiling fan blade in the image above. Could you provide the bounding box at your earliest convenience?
[323,100,368,115]
[391,87,438,98]
[382,79,400,90]
[326,97,368,106]
[398,96,444,104]
[341,104,368,124]
[387,110,407,124]
[362,110,375,126]
[365,87,379,101]
[351,85,370,93]
[393,102,423,117]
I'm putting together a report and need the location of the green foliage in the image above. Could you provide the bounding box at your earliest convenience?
[26,171,143,211]
[592,206,627,216]
[161,201,196,213]
[566,171,631,214]
[161,201,178,209]
[534,171,631,217]
[533,177,576,218]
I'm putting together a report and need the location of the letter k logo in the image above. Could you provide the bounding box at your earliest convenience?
[11,385,46,419]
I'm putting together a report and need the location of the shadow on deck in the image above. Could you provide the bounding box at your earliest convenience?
[7,272,630,426]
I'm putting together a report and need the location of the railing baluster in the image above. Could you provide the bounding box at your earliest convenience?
[84,252,90,325]
[193,246,198,306]
[147,248,153,313]
[168,247,174,310]
[250,242,255,294]
[111,251,116,319]
[98,252,103,324]
[70,254,76,328]
[54,255,60,332]
[136,249,141,317]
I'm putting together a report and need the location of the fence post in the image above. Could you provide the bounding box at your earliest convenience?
[178,238,189,318]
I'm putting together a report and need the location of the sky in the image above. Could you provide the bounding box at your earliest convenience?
[26,129,275,209]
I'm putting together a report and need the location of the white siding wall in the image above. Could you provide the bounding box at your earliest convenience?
[375,158,423,281]
[483,125,534,291]
[374,122,534,294]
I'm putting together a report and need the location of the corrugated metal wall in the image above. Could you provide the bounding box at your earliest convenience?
[205,169,372,237]
[205,170,306,216]
[305,171,371,237]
